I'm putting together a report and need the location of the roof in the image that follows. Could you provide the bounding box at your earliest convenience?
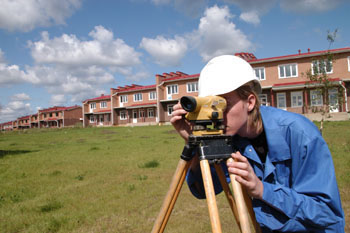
[250,47,350,64]
[83,94,111,103]
[114,84,156,93]
[162,73,199,83]
[39,105,81,113]
[18,115,30,120]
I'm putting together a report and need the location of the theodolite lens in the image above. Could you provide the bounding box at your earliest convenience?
[180,96,197,112]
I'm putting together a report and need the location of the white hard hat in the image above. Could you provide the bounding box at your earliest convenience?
[198,55,261,97]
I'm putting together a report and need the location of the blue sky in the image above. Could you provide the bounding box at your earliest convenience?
[0,0,349,123]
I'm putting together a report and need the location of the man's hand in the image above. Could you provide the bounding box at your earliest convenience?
[227,151,264,199]
[170,102,192,142]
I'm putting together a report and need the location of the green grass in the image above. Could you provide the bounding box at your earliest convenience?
[0,123,349,232]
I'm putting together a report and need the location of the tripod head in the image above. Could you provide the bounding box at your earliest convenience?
[180,96,226,136]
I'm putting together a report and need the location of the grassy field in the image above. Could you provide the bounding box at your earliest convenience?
[0,122,349,232]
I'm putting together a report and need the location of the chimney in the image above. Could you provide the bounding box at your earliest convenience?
[308,48,310,53]
[298,49,301,54]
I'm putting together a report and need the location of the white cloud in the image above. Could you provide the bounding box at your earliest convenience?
[151,0,207,17]
[50,94,66,106]
[239,10,260,25]
[0,63,29,85]
[190,5,254,62]
[223,0,276,25]
[280,0,343,13]
[151,0,171,5]
[11,93,31,101]
[0,99,32,122]
[25,65,114,103]
[140,35,187,67]
[29,26,142,67]
[0,0,82,32]
[24,26,149,103]
[0,49,5,63]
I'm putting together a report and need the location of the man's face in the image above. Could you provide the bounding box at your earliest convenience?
[220,91,249,137]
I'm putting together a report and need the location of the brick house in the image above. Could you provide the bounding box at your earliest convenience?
[111,84,157,126]
[39,105,82,128]
[155,72,199,124]
[17,115,30,129]
[0,121,13,131]
[30,114,39,128]
[245,47,350,115]
[78,47,349,128]
[82,94,112,127]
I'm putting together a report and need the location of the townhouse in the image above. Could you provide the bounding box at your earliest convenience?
[39,105,82,128]
[82,94,112,127]
[80,47,350,127]
[0,121,13,131]
[155,71,199,124]
[2,47,349,130]
[17,115,31,130]
[111,84,157,126]
[245,47,350,115]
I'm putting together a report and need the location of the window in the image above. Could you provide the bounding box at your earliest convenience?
[311,59,333,75]
[100,101,107,108]
[291,91,303,108]
[49,113,52,117]
[120,95,128,103]
[187,82,198,93]
[277,93,287,110]
[254,67,266,80]
[134,93,143,102]
[44,113,47,118]
[149,91,157,100]
[90,102,96,110]
[167,105,174,116]
[279,64,297,78]
[310,90,323,106]
[167,84,178,95]
[89,115,95,123]
[148,109,155,118]
[55,112,59,117]
[258,94,268,106]
[139,110,145,118]
[120,111,127,120]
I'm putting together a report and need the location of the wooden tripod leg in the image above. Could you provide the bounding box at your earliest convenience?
[227,158,252,233]
[200,159,222,233]
[213,163,242,232]
[242,188,262,233]
[151,159,191,233]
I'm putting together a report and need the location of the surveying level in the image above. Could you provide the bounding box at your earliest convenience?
[151,96,261,233]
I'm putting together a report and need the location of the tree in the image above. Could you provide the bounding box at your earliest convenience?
[303,29,343,135]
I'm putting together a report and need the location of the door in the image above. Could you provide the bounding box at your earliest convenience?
[133,110,138,123]
[329,89,339,112]
[99,115,104,126]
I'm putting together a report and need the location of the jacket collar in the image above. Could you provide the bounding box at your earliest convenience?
[260,106,291,163]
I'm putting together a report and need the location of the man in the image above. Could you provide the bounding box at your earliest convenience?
[170,55,344,232]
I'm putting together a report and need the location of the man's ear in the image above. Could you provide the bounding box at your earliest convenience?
[247,94,256,112]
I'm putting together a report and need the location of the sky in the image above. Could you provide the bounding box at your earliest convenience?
[0,0,349,123]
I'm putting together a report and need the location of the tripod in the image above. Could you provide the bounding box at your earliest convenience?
[151,134,261,233]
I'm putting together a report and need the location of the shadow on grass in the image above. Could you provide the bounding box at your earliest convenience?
[0,150,37,159]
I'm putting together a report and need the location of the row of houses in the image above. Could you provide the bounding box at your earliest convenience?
[0,106,82,131]
[2,47,350,131]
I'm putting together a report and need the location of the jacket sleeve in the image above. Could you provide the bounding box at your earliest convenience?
[259,136,344,231]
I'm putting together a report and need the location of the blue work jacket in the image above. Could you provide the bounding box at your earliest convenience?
[186,106,345,232]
